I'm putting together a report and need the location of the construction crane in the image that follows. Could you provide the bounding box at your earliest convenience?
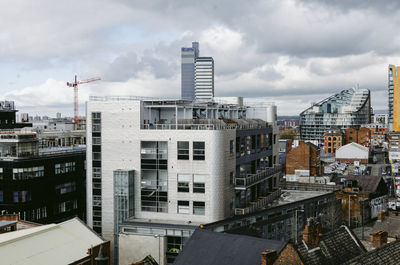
[67,75,101,124]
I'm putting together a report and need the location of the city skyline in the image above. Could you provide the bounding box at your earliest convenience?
[0,0,398,116]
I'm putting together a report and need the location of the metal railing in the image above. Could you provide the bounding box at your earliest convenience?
[234,188,282,215]
[234,167,281,189]
[141,122,268,131]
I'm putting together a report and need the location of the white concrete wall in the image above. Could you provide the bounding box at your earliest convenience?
[87,99,236,242]
[118,233,167,265]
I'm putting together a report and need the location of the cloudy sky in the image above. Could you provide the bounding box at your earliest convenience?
[0,0,398,117]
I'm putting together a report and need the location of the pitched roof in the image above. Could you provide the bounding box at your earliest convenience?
[343,240,400,265]
[173,229,286,265]
[338,175,383,193]
[338,142,369,152]
[0,217,105,265]
[296,226,366,265]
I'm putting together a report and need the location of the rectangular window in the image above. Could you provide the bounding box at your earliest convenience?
[193,142,205,160]
[92,137,101,145]
[178,174,190,192]
[13,191,31,203]
[177,141,189,160]
[230,140,234,155]
[193,175,205,193]
[13,166,44,180]
[55,162,76,174]
[0,191,3,202]
[193,201,205,215]
[0,168,3,180]
[93,152,101,160]
[55,182,76,195]
[178,201,190,214]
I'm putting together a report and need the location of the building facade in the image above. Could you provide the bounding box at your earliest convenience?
[86,97,279,263]
[194,57,214,101]
[388,65,400,132]
[324,128,343,155]
[300,88,371,143]
[0,132,86,224]
[286,141,322,180]
[181,42,199,100]
[344,127,371,147]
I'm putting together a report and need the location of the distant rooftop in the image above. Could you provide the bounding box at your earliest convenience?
[0,217,105,265]
[0,101,16,112]
[267,190,331,207]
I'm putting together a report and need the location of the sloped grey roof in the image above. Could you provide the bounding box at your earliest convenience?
[338,175,383,193]
[296,226,366,265]
[343,240,400,265]
[173,229,286,265]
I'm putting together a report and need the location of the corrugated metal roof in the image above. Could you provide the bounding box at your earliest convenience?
[0,220,17,228]
[0,217,105,265]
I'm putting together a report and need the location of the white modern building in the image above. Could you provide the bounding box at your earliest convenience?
[86,96,279,264]
[194,57,214,101]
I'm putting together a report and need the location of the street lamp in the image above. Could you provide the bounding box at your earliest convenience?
[295,209,304,244]
[154,234,161,265]
[348,195,356,227]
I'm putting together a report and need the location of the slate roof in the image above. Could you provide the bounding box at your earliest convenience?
[296,226,366,265]
[336,175,383,193]
[173,229,286,265]
[343,240,400,265]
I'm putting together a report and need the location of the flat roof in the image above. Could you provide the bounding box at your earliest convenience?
[267,189,332,207]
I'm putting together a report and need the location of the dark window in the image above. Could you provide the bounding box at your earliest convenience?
[0,191,3,202]
[177,175,190,192]
[193,201,205,215]
[93,161,101,167]
[92,145,101,152]
[177,141,189,160]
[178,201,189,214]
[193,142,205,160]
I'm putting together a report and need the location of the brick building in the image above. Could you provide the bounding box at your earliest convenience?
[344,127,371,147]
[362,124,388,147]
[324,128,343,155]
[286,141,322,176]
[334,176,388,227]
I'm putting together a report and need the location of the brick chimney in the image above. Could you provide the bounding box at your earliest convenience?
[302,218,320,249]
[370,231,388,249]
[261,249,277,265]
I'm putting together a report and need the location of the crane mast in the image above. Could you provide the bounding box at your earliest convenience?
[67,75,101,124]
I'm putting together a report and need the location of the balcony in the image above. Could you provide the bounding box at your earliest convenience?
[234,167,280,190]
[234,188,281,215]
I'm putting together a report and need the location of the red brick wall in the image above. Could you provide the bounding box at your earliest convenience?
[273,244,303,265]
[286,141,321,176]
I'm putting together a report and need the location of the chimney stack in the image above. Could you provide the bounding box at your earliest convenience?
[370,231,388,249]
[302,218,320,249]
[261,249,277,265]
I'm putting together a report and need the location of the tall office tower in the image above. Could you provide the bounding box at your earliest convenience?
[181,42,199,100]
[86,96,279,263]
[300,88,371,143]
[195,57,214,101]
[389,65,400,132]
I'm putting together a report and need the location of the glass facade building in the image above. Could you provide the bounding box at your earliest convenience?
[181,42,199,100]
[300,88,371,143]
